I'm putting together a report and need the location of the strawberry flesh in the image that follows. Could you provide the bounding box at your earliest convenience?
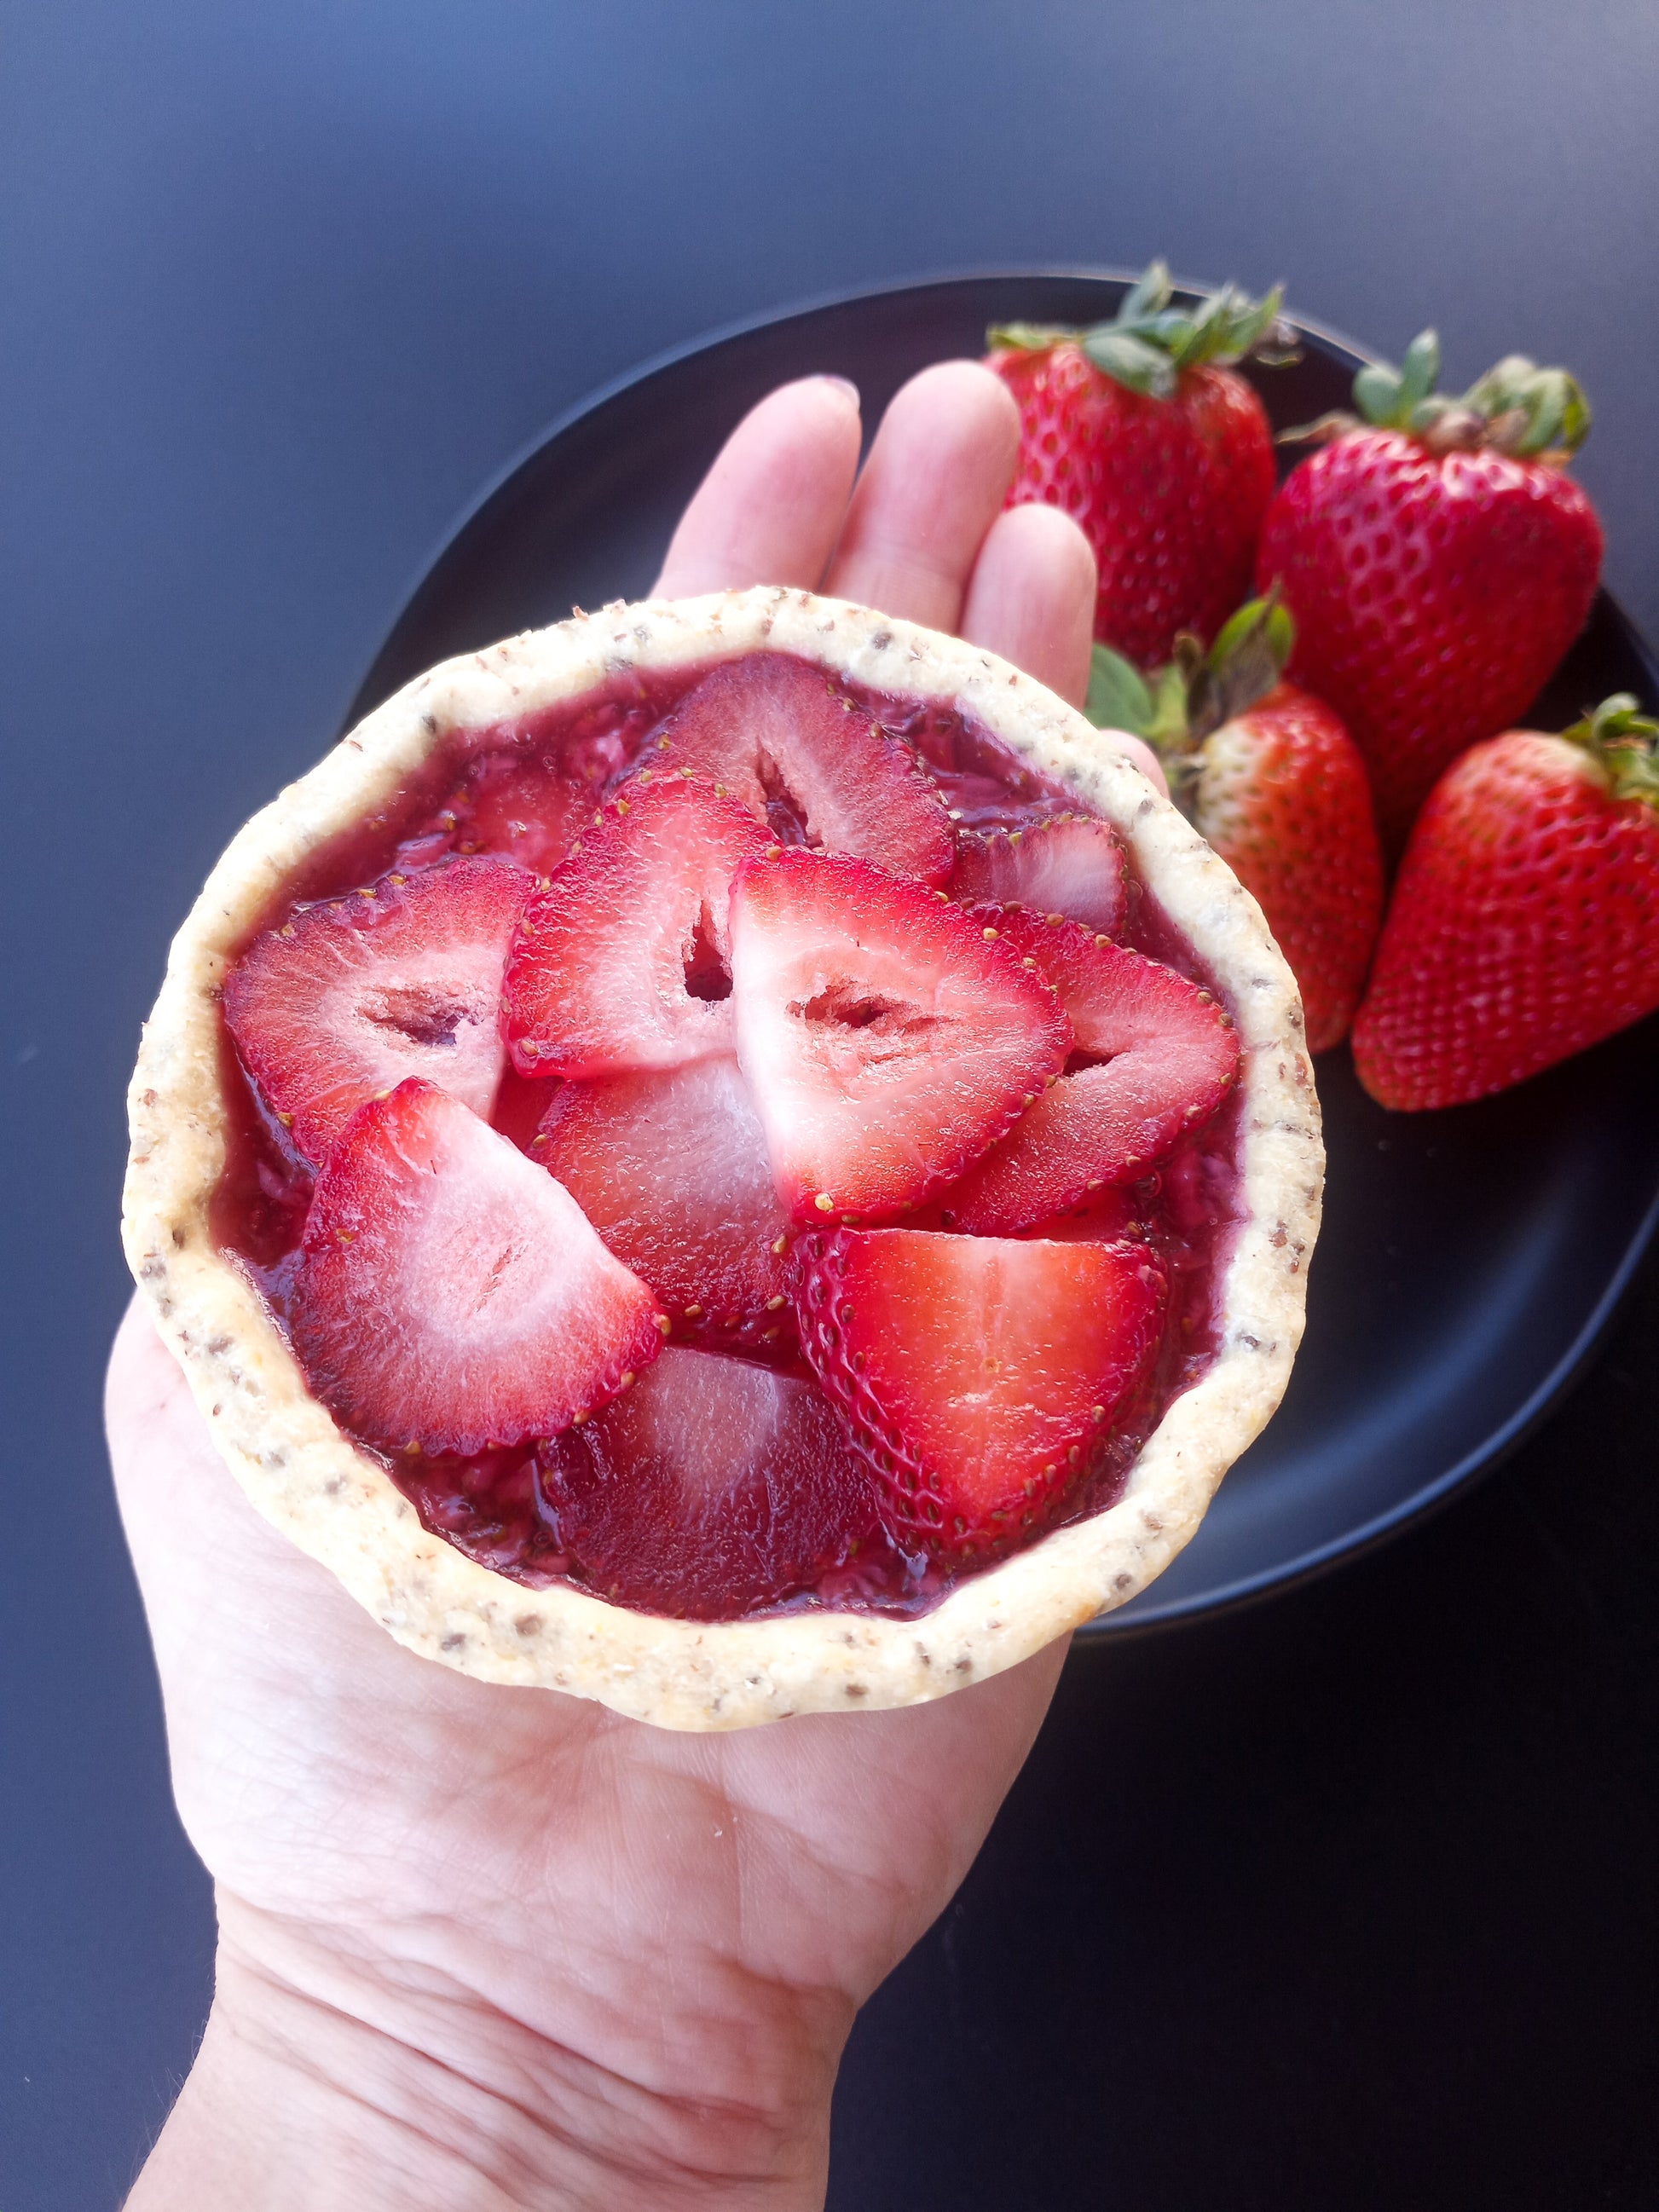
[728,848,1071,1222]
[792,1226,1165,1556]
[224,856,533,1164]
[490,1067,562,1153]
[1014,1188,1148,1245]
[292,1080,664,1453]
[945,910,1239,1233]
[655,652,955,882]
[537,1345,882,1618]
[534,1056,795,1351]
[502,776,771,1078]
[454,753,590,875]
[949,813,1128,935]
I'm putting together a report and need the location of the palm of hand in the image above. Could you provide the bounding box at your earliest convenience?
[107,362,1161,2203]
[114,1300,1063,2089]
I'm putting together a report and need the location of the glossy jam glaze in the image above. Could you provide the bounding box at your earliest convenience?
[211,656,1246,1621]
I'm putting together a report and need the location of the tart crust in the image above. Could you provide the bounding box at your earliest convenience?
[123,588,1323,1730]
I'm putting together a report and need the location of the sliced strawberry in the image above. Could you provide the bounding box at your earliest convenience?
[292,1080,663,1453]
[533,1056,795,1351]
[728,849,1070,1222]
[654,652,955,882]
[502,777,772,1078]
[905,1182,1145,1241]
[791,1226,1165,1556]
[490,1067,562,1154]
[944,910,1239,1234]
[537,1346,882,1618]
[224,856,533,1164]
[1014,1188,1147,1244]
[948,812,1129,935]
[456,752,590,875]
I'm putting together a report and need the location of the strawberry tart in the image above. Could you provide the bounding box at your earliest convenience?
[123,587,1322,1729]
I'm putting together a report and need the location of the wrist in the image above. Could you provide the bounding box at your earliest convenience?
[127,1892,843,2211]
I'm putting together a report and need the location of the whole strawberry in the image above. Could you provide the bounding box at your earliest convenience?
[1088,598,1384,1054]
[1256,332,1604,846]
[1351,697,1659,1111]
[989,263,1292,667]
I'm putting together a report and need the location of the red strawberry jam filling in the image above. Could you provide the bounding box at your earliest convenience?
[211,650,1247,1623]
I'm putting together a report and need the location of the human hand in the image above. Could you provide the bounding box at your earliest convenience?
[108,361,1163,2210]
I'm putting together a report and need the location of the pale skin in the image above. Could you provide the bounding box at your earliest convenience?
[107,361,1165,2209]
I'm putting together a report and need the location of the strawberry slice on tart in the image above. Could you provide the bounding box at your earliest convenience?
[533,1056,795,1350]
[728,846,1071,1222]
[291,1079,665,1454]
[452,751,590,875]
[1012,1188,1147,1245]
[944,910,1240,1234]
[947,812,1129,935]
[654,651,955,881]
[502,775,771,1078]
[223,854,533,1164]
[538,1346,883,1619]
[792,1226,1165,1556]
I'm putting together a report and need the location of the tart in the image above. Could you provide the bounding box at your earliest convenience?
[123,587,1322,1730]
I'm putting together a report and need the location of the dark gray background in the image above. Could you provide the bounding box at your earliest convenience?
[3,3,1656,2205]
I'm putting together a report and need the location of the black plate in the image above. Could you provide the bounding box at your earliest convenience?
[345,271,1659,1632]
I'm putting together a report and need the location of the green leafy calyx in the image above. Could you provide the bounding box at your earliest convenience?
[1562,694,1659,807]
[989,260,1298,401]
[1284,329,1592,462]
[1084,595,1295,805]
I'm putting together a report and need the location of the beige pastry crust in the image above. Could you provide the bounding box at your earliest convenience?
[123,587,1323,1730]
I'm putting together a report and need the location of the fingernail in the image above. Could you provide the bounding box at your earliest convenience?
[814,374,860,408]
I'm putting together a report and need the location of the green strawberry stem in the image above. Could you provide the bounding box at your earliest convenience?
[1283,327,1592,461]
[1084,594,1296,800]
[1562,694,1659,806]
[989,260,1298,401]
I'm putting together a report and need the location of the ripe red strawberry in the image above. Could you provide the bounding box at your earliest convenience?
[292,1081,664,1453]
[947,812,1128,935]
[224,855,533,1164]
[652,651,954,881]
[988,262,1290,665]
[791,1226,1165,1556]
[502,776,771,1077]
[1256,331,1604,843]
[1352,697,1659,1111]
[1087,598,1384,1052]
[944,909,1239,1235]
[533,1057,795,1352]
[537,1346,882,1618]
[728,847,1070,1222]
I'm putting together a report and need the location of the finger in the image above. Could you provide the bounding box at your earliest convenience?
[824,360,1020,632]
[958,500,1097,707]
[654,375,863,598]
[958,503,1169,792]
[1100,732,1166,793]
